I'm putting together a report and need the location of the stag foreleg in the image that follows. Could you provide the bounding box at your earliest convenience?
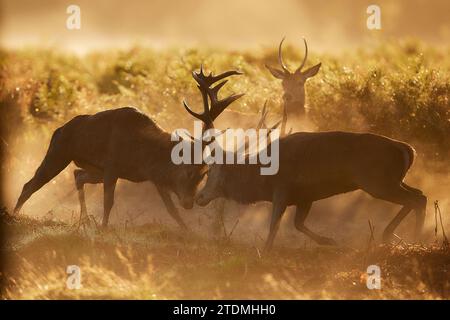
[156,186,188,230]
[74,169,103,219]
[263,188,288,253]
[294,201,337,246]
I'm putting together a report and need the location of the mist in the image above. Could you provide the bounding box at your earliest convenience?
[1,0,450,53]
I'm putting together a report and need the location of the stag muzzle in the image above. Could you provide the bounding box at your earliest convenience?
[178,196,194,210]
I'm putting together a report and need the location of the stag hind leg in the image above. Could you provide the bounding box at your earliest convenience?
[101,173,118,228]
[294,201,337,246]
[73,169,103,219]
[14,130,71,214]
[263,188,288,253]
[363,182,426,243]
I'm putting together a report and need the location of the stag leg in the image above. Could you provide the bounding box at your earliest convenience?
[156,186,188,230]
[364,183,426,243]
[263,188,287,252]
[294,201,337,246]
[382,206,413,242]
[74,169,103,219]
[102,174,118,228]
[14,144,70,214]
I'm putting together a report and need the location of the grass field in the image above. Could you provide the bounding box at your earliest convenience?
[1,39,449,299]
[1,213,449,299]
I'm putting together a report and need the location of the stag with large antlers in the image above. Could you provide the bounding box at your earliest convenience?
[266,37,321,128]
[185,69,426,252]
[13,106,209,228]
[183,65,244,130]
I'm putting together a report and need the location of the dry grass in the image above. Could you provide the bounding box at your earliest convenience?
[1,214,448,300]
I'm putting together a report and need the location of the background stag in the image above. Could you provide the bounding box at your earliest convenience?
[266,37,322,130]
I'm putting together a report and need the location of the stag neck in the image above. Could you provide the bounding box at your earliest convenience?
[139,130,179,186]
[221,163,272,203]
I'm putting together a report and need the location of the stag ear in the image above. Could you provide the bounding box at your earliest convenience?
[301,63,321,79]
[265,64,286,79]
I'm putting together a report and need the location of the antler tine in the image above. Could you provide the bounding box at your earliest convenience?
[278,37,291,74]
[257,100,269,130]
[205,70,244,121]
[183,84,213,127]
[209,91,245,121]
[210,70,243,85]
[193,67,243,88]
[295,37,308,73]
[184,65,244,127]
[269,119,282,133]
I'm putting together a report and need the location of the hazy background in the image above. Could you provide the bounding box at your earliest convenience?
[1,0,450,53]
[1,0,449,247]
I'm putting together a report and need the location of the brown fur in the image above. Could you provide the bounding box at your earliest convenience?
[197,131,427,251]
[14,107,205,228]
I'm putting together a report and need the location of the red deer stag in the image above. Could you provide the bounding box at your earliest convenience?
[265,37,321,129]
[184,74,426,252]
[13,101,245,228]
[182,67,282,232]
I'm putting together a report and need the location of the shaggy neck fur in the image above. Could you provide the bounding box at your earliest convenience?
[221,163,272,204]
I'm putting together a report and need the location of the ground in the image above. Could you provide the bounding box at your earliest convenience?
[1,212,448,299]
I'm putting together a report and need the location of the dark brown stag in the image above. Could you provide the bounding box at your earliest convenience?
[185,72,427,252]
[14,67,243,227]
[265,37,321,128]
[13,107,207,227]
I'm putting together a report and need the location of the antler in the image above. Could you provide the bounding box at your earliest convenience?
[256,100,287,134]
[295,37,308,74]
[263,100,292,137]
[256,100,269,130]
[278,37,291,74]
[277,37,309,75]
[279,103,292,137]
[183,65,244,128]
[244,100,290,155]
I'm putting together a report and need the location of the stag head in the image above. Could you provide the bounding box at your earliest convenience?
[265,37,321,120]
[183,66,245,206]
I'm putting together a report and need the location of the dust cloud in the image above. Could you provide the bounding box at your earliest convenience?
[1,0,450,54]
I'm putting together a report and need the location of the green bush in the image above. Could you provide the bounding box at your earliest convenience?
[0,39,449,165]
